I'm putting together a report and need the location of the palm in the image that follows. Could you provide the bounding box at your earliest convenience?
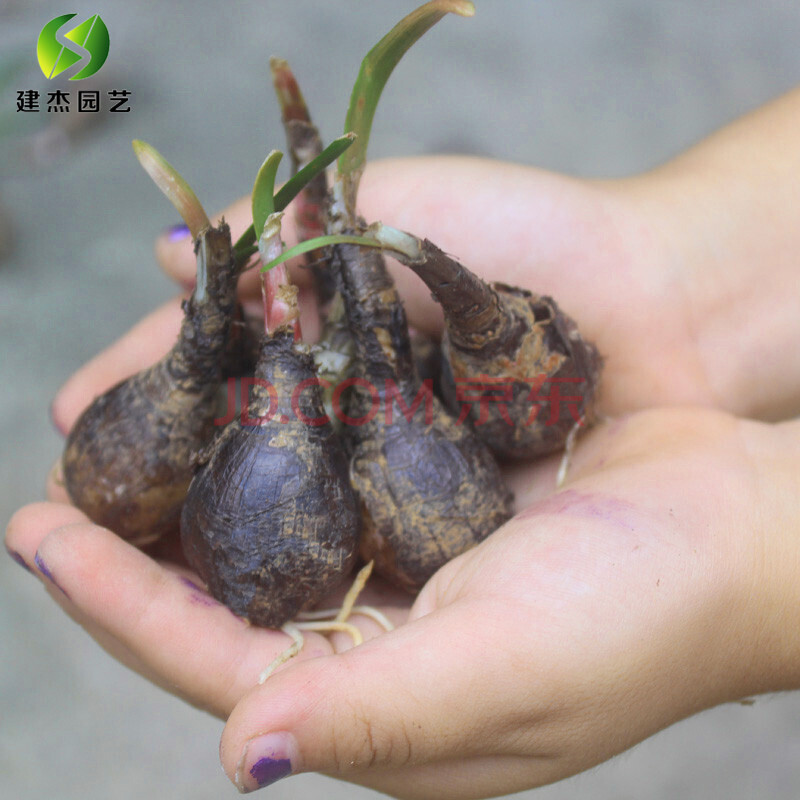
[11,157,714,720]
[7,156,782,796]
[8,405,755,731]
[357,157,711,415]
[214,406,789,799]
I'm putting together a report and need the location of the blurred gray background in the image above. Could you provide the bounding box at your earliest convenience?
[2,1,800,798]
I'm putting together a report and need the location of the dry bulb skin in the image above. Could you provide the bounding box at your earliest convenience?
[372,226,603,459]
[218,302,263,379]
[331,235,514,593]
[325,45,515,588]
[180,329,361,627]
[62,223,237,546]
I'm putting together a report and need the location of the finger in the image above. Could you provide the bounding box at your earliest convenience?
[6,503,321,717]
[5,502,187,686]
[51,299,184,434]
[6,502,87,572]
[220,601,514,793]
[154,196,314,299]
[153,156,597,336]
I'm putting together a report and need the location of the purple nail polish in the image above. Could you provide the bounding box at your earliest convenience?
[178,575,220,608]
[166,222,191,242]
[236,733,295,792]
[250,756,292,788]
[5,545,33,573]
[178,575,205,592]
[34,552,70,598]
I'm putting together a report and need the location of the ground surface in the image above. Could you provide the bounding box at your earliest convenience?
[2,1,800,798]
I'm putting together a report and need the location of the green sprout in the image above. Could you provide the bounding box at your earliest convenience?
[132,139,210,239]
[258,233,383,273]
[233,132,357,265]
[251,150,283,240]
[338,0,475,189]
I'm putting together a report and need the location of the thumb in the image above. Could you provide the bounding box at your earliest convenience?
[220,602,500,792]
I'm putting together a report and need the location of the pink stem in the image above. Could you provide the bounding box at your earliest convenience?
[262,263,302,340]
[270,57,310,123]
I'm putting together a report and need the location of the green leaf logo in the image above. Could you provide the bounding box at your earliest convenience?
[37,13,110,81]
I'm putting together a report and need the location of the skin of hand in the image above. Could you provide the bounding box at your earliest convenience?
[8,409,800,798]
[51,123,800,432]
[8,91,800,796]
[215,407,800,799]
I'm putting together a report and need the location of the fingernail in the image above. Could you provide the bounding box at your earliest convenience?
[235,732,295,793]
[5,545,33,573]
[34,551,70,598]
[164,222,191,242]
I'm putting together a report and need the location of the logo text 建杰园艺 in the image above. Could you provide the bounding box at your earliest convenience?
[18,14,131,114]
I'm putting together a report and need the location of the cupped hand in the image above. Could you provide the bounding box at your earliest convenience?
[11,403,800,797]
[140,155,796,421]
[50,155,792,432]
[9,155,800,798]
[217,407,800,798]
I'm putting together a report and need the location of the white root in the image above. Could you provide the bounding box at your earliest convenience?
[336,560,373,621]
[295,620,363,645]
[258,621,304,684]
[344,605,394,632]
[257,561,394,684]
[556,419,582,489]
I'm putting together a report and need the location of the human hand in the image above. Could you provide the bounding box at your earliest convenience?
[9,153,800,797]
[124,154,799,423]
[22,155,699,721]
[11,406,800,797]
[215,407,800,798]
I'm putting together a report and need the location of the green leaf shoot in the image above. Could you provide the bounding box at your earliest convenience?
[251,150,283,239]
[338,0,475,179]
[131,139,210,239]
[234,133,357,263]
[259,233,382,273]
[275,133,355,213]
